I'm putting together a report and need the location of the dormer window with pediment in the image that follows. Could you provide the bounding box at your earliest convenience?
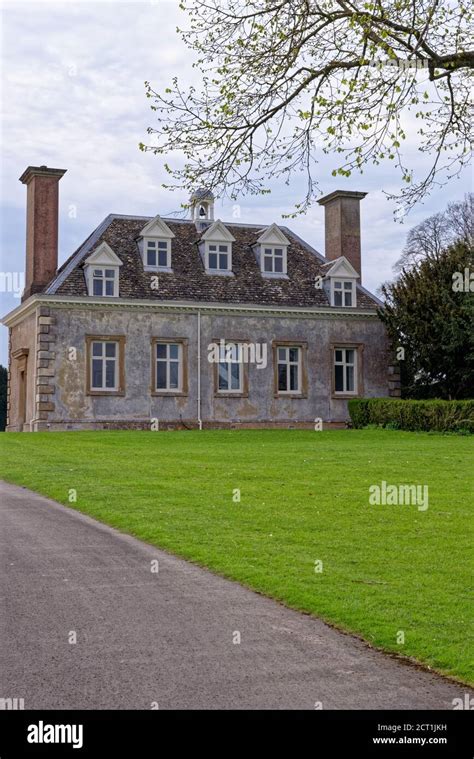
[255,224,290,278]
[139,216,175,272]
[199,219,236,275]
[322,257,359,308]
[84,242,123,297]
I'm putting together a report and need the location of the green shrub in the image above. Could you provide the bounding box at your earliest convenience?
[348,398,474,433]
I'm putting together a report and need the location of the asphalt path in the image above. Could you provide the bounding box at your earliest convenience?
[0,481,469,710]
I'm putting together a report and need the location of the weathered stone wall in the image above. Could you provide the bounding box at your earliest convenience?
[7,310,37,431]
[30,305,391,430]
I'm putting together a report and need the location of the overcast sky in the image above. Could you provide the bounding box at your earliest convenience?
[0,0,471,365]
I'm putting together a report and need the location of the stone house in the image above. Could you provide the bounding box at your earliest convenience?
[3,165,398,431]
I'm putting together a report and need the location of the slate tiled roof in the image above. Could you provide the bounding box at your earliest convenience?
[47,216,379,310]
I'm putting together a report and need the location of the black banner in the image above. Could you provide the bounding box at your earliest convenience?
[0,710,472,757]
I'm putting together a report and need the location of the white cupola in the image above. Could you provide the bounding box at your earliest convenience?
[190,188,215,222]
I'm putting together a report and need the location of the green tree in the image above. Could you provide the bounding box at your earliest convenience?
[141,0,473,217]
[0,365,7,431]
[379,243,474,399]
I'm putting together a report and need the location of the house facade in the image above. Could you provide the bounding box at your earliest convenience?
[3,166,399,432]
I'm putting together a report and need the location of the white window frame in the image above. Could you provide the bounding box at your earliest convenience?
[277,346,301,394]
[261,245,287,276]
[334,347,358,394]
[89,267,119,297]
[154,342,183,392]
[206,241,232,273]
[90,340,119,391]
[143,238,171,271]
[217,341,243,393]
[331,279,356,307]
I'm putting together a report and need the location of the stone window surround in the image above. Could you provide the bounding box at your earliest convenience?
[272,340,308,399]
[150,337,189,397]
[212,338,249,398]
[330,342,364,398]
[86,335,126,396]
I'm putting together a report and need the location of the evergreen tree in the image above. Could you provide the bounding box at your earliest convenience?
[380,243,474,399]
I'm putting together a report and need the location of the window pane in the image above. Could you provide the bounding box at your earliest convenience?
[156,344,167,359]
[209,244,217,251]
[158,241,167,249]
[290,363,299,391]
[169,361,179,389]
[92,342,103,357]
[334,281,342,289]
[346,365,354,392]
[344,291,352,306]
[158,250,168,267]
[230,362,240,390]
[105,360,116,388]
[105,269,115,278]
[219,245,228,252]
[278,363,287,391]
[344,281,352,290]
[147,250,157,266]
[219,253,228,269]
[209,253,218,269]
[147,241,156,249]
[274,248,283,257]
[346,349,355,364]
[218,362,229,390]
[93,279,103,296]
[334,291,342,306]
[105,342,116,357]
[169,344,179,360]
[264,256,273,272]
[335,349,343,363]
[278,348,286,361]
[335,364,344,392]
[93,269,103,277]
[105,280,114,296]
[156,361,167,389]
[274,258,283,273]
[92,359,102,387]
[289,348,299,363]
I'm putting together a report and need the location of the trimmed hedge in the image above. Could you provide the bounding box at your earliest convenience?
[348,398,474,433]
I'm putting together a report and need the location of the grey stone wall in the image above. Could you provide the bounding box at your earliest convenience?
[29,305,391,430]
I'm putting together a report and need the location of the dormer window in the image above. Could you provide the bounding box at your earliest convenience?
[263,246,285,274]
[332,279,355,307]
[92,268,117,297]
[145,239,170,270]
[322,257,359,308]
[256,224,290,278]
[200,220,235,275]
[208,243,230,272]
[139,216,175,272]
[84,242,122,298]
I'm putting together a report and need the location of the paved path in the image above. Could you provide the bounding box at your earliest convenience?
[0,481,468,710]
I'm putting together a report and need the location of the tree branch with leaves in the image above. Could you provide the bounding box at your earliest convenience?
[140,0,473,217]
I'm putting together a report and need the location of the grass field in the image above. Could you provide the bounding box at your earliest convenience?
[1,429,472,683]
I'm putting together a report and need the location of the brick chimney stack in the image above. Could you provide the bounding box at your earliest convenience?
[318,190,367,280]
[19,165,67,301]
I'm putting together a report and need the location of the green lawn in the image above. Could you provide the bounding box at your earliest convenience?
[1,429,472,683]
